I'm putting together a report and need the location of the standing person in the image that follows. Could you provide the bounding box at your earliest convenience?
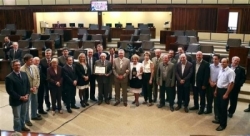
[8,42,23,62]
[213,58,235,131]
[75,53,91,107]
[167,50,177,102]
[58,48,71,105]
[205,54,221,119]
[20,54,41,127]
[142,51,154,106]
[107,48,118,100]
[95,53,112,105]
[175,54,193,113]
[190,51,210,115]
[86,49,97,101]
[151,49,162,103]
[113,49,130,107]
[228,56,246,118]
[174,46,192,62]
[5,60,30,132]
[62,56,79,113]
[129,54,143,107]
[3,36,13,59]
[39,49,52,112]
[47,58,63,115]
[157,55,175,111]
[93,44,108,59]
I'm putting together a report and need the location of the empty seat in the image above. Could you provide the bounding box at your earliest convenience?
[48,33,61,49]
[139,34,150,41]
[141,41,154,51]
[74,49,87,60]
[44,29,51,35]
[226,39,241,51]
[189,36,198,44]
[91,34,103,42]
[21,49,30,58]
[18,40,29,49]
[174,30,185,36]
[32,40,46,50]
[169,36,189,52]
[15,30,27,40]
[78,29,88,35]
[6,24,16,31]
[101,26,110,30]
[30,33,41,41]
[185,30,197,36]
[89,24,98,30]
[81,41,96,50]
[66,42,79,49]
[1,29,11,35]
[54,29,64,35]
[139,24,149,30]
[140,29,151,35]
[125,25,134,30]
[186,43,200,55]
[82,34,87,41]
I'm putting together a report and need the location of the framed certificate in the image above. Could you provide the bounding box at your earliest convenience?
[94,66,106,74]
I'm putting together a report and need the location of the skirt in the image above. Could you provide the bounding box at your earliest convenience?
[130,77,142,89]
[130,88,142,94]
[76,85,89,90]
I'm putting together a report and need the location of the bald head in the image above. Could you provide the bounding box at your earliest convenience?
[221,58,229,68]
[155,49,161,58]
[196,51,203,62]
[32,57,40,66]
[232,56,240,66]
[180,53,187,64]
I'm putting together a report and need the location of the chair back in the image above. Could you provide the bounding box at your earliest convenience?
[15,30,26,37]
[1,29,11,35]
[176,36,189,45]
[50,33,59,40]
[186,43,200,53]
[185,30,197,36]
[18,40,29,48]
[89,24,98,30]
[174,30,185,36]
[139,34,150,41]
[66,42,79,49]
[133,29,139,36]
[91,34,103,41]
[78,29,88,35]
[30,33,41,41]
[200,44,214,53]
[32,40,45,50]
[54,29,64,35]
[140,29,151,35]
[82,41,96,50]
[227,39,241,47]
[189,36,198,44]
[6,24,16,31]
[125,25,134,30]
[44,29,51,35]
[142,41,154,51]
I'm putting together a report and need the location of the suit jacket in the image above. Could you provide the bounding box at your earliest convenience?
[40,58,51,82]
[20,64,40,94]
[176,61,193,87]
[8,49,22,61]
[58,55,67,67]
[229,65,246,87]
[86,56,97,75]
[112,57,130,83]
[3,41,13,53]
[192,60,210,87]
[62,64,77,88]
[75,62,91,86]
[93,52,109,60]
[47,66,63,89]
[175,54,192,63]
[94,60,112,84]
[5,71,30,106]
[152,56,163,80]
[157,61,175,87]
[170,58,177,64]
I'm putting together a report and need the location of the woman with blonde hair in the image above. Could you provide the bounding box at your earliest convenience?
[142,51,154,106]
[129,54,143,106]
[75,53,91,107]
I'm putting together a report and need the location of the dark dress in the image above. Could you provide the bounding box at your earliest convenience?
[129,63,142,93]
[75,62,91,89]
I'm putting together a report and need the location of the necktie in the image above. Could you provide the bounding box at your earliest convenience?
[120,59,123,69]
[47,59,51,65]
[17,73,21,79]
[102,61,104,66]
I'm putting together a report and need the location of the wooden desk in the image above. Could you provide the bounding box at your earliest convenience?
[160,30,174,44]
[0,60,11,81]
[165,36,177,51]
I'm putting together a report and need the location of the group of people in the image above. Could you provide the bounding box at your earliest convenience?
[4,40,250,132]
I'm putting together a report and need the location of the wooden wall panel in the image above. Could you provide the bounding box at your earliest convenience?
[43,0,56,5]
[202,0,217,4]
[83,0,91,4]
[3,0,16,5]
[16,0,29,5]
[216,8,229,32]
[69,0,83,4]
[157,0,171,3]
[29,0,42,5]
[240,8,250,34]
[218,0,232,4]
[187,0,202,4]
[172,0,187,3]
[233,0,249,3]
[56,0,70,4]
[127,0,142,4]
[142,0,156,3]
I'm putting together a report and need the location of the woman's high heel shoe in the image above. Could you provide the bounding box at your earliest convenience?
[80,101,86,108]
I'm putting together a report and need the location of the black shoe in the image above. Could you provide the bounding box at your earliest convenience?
[36,114,41,117]
[228,113,233,118]
[158,104,165,108]
[114,102,120,106]
[71,105,80,109]
[46,107,50,111]
[85,102,90,106]
[25,121,33,126]
[124,103,127,107]
[198,110,204,115]
[212,120,220,124]
[132,101,136,104]
[67,109,72,113]
[21,127,30,131]
[108,97,112,100]
[175,106,181,111]
[184,107,189,113]
[91,98,97,101]
[98,101,103,105]
[105,100,110,105]
[153,99,157,103]
[204,110,212,114]
[31,116,42,120]
[170,107,174,112]
[38,110,47,114]
[81,102,86,108]
[189,106,199,110]
[216,126,225,131]
[244,108,250,112]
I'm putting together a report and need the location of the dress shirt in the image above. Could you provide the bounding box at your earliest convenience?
[230,65,238,71]
[181,61,187,75]
[217,66,235,88]
[119,58,123,68]
[210,63,221,82]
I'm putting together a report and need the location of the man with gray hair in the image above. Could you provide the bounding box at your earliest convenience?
[113,49,130,106]
[87,48,98,101]
[228,56,246,118]
[8,42,23,62]
[95,53,112,105]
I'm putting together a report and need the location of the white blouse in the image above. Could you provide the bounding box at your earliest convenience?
[142,60,152,73]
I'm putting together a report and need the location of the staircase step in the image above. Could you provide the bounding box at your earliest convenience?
[238,93,250,103]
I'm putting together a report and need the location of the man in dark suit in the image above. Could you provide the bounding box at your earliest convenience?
[174,46,192,62]
[95,53,112,105]
[87,48,97,101]
[5,59,31,132]
[38,49,52,113]
[175,54,193,113]
[62,56,79,113]
[93,44,109,59]
[3,36,13,59]
[8,42,23,62]
[190,51,210,115]
[228,56,246,118]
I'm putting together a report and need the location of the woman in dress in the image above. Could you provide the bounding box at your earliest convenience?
[47,58,63,115]
[75,53,90,108]
[129,54,143,106]
[142,51,154,106]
